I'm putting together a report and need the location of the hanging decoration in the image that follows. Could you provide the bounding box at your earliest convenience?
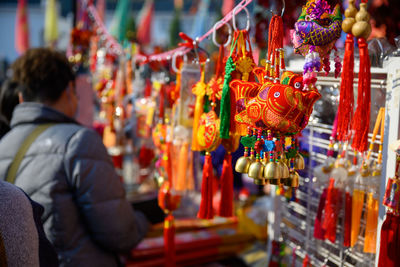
[337,0,372,154]
[136,0,155,45]
[291,0,342,89]
[379,147,400,266]
[109,0,130,42]
[44,0,59,46]
[232,5,320,187]
[363,107,385,253]
[158,181,181,267]
[205,21,238,218]
[192,63,208,151]
[15,0,30,54]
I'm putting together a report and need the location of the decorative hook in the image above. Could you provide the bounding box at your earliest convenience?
[269,0,285,17]
[232,5,250,31]
[171,51,187,73]
[212,21,232,47]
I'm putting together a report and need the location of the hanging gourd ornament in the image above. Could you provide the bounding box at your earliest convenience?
[351,3,371,39]
[342,0,357,33]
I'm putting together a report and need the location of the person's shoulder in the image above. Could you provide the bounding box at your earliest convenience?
[0,180,26,197]
[64,125,108,159]
[0,181,31,211]
[67,125,103,144]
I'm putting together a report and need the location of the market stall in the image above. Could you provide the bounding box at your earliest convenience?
[7,0,400,266]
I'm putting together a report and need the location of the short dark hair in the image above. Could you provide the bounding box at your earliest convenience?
[0,80,20,123]
[11,48,75,103]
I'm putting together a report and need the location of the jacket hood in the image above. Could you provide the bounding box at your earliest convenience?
[10,102,77,128]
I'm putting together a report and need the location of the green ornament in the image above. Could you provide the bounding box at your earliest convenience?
[240,136,257,149]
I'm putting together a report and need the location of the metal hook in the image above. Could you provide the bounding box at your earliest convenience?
[232,5,250,31]
[171,51,187,73]
[269,0,285,17]
[212,21,232,47]
[191,37,210,65]
[192,37,200,64]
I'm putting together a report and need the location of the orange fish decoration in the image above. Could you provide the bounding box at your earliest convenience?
[232,69,321,135]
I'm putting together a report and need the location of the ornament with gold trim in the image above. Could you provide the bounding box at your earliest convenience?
[235,128,256,173]
[294,153,305,170]
[248,130,265,181]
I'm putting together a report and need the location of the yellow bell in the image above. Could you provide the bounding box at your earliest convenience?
[235,156,251,173]
[254,178,266,185]
[269,178,281,185]
[278,160,290,179]
[289,171,300,187]
[248,161,265,179]
[294,154,305,170]
[263,162,277,179]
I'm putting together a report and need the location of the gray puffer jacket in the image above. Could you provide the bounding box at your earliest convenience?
[0,103,149,267]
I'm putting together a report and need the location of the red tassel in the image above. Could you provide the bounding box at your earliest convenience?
[351,38,371,152]
[322,178,341,243]
[164,213,175,267]
[268,15,283,62]
[198,153,214,219]
[302,254,311,267]
[218,153,233,217]
[144,78,152,97]
[337,34,354,142]
[343,192,352,247]
[313,188,327,240]
[159,85,165,120]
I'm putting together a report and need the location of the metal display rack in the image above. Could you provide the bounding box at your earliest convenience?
[274,61,398,266]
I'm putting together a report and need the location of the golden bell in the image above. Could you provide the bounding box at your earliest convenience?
[289,172,300,187]
[235,156,251,173]
[264,161,277,179]
[278,161,290,179]
[360,164,370,177]
[248,161,264,179]
[254,178,266,185]
[269,178,281,185]
[322,164,333,174]
[274,161,283,179]
[281,177,291,186]
[294,154,305,170]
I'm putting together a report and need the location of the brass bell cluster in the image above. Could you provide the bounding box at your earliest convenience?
[234,128,305,188]
[342,0,371,39]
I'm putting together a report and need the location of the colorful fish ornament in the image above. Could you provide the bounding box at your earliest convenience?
[291,0,343,87]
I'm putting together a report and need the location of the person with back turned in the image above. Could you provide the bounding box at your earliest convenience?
[0,48,149,267]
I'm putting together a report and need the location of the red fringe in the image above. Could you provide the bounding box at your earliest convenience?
[164,214,175,267]
[337,34,354,142]
[322,178,340,243]
[216,45,225,77]
[159,85,165,120]
[198,154,214,219]
[302,254,311,267]
[351,38,371,152]
[343,192,352,247]
[267,15,283,62]
[218,153,233,217]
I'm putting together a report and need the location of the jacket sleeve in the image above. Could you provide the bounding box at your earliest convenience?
[64,128,149,253]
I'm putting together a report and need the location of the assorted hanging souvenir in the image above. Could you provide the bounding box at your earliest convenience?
[232,11,321,186]
[291,0,342,89]
[337,0,372,153]
[158,181,181,267]
[362,107,385,253]
[379,149,400,267]
[220,7,255,139]
[208,24,239,218]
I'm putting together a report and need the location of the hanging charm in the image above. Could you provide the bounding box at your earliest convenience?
[292,0,342,89]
